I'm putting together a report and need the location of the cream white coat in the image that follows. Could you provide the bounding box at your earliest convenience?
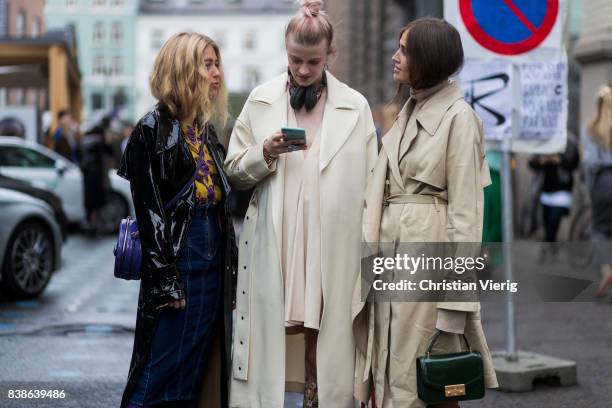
[224,72,378,408]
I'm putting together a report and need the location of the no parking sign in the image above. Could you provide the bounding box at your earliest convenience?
[446,0,568,152]
[445,0,564,61]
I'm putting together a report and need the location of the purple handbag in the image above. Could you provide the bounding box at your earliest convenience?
[113,137,205,280]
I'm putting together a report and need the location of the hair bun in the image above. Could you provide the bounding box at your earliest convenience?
[598,85,612,98]
[301,0,323,17]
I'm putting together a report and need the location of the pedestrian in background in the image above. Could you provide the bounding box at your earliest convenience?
[225,1,378,406]
[353,18,498,408]
[50,110,79,162]
[80,116,113,236]
[118,32,236,408]
[528,139,579,251]
[583,84,612,300]
[121,121,134,155]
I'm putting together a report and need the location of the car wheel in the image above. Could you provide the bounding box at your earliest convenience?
[1,221,54,298]
[98,192,129,234]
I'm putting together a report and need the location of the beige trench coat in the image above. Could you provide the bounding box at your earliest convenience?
[225,72,378,408]
[352,81,498,408]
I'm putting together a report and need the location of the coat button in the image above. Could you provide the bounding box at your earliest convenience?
[242,290,246,295]
[238,366,242,371]
[241,316,244,320]
[246,216,249,220]
[245,241,248,245]
[243,265,247,270]
[240,340,244,345]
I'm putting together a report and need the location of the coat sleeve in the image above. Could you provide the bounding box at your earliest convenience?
[445,109,488,242]
[224,100,277,190]
[353,98,379,404]
[119,123,184,305]
[438,108,486,314]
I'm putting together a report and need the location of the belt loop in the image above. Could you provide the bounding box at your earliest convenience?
[433,196,440,213]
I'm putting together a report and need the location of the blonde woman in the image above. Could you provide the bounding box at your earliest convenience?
[224,1,378,407]
[584,84,612,300]
[118,32,236,408]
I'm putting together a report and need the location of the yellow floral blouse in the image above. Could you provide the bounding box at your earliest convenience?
[181,123,222,204]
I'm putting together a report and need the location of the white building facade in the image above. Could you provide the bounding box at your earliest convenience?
[136,0,295,118]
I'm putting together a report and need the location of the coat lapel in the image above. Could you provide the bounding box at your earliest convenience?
[319,72,360,172]
[381,100,411,189]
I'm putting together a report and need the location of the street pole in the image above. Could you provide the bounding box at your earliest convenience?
[501,62,520,362]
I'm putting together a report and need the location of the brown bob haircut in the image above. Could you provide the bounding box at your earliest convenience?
[398,18,464,95]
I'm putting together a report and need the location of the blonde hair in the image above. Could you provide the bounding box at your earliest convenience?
[150,32,228,126]
[285,0,335,54]
[588,84,612,151]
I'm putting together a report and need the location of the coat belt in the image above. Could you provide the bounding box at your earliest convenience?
[383,193,447,206]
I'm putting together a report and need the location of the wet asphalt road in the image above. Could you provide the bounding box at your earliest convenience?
[0,235,611,407]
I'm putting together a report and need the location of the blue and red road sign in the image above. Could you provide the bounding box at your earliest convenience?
[459,0,559,55]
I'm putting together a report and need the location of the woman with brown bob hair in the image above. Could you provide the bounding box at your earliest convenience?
[118,32,236,408]
[353,18,498,407]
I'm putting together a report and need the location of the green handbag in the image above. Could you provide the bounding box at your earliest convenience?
[416,331,485,405]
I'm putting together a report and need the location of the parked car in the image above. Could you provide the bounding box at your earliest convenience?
[0,174,68,240]
[0,187,63,298]
[0,136,134,231]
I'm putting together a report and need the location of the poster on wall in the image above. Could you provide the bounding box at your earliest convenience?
[0,105,39,143]
[458,59,513,142]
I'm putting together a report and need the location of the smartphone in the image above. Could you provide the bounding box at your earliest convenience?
[281,127,307,145]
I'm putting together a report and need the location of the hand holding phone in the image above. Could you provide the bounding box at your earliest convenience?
[264,129,307,157]
[281,127,307,145]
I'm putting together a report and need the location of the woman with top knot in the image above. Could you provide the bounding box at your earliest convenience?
[224,1,378,407]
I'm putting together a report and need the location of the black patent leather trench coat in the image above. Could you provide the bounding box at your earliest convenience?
[117,104,237,408]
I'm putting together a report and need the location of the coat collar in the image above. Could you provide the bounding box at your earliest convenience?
[414,80,463,136]
[381,81,463,188]
[249,71,358,111]
[154,103,181,153]
[249,71,361,172]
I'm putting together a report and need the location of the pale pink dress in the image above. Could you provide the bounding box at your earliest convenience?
[281,91,326,330]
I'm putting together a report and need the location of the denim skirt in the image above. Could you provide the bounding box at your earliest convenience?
[129,204,223,407]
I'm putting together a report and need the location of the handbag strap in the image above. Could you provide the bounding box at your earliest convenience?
[426,330,472,357]
[163,127,206,211]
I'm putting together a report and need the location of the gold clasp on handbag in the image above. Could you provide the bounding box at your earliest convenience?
[444,384,466,397]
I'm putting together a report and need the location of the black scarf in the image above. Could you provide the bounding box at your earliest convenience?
[287,70,327,112]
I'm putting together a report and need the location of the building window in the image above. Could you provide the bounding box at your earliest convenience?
[13,89,25,105]
[93,22,105,46]
[243,30,256,51]
[93,55,105,76]
[32,18,42,37]
[111,55,122,76]
[16,11,26,36]
[244,67,260,90]
[152,29,164,50]
[111,22,123,46]
[213,30,225,49]
[91,93,104,110]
